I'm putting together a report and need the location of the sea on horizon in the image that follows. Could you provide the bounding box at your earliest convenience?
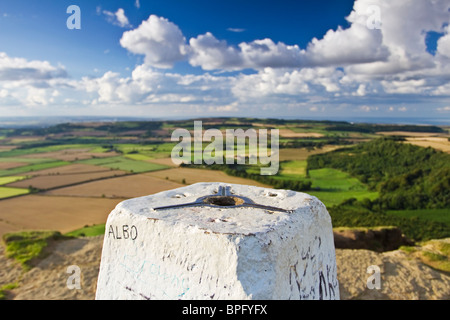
[0,115,449,128]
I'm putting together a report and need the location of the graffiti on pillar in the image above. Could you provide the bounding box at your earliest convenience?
[289,235,339,300]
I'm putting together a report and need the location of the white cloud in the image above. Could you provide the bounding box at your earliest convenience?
[437,25,450,59]
[188,32,243,70]
[77,64,236,108]
[227,28,245,33]
[304,24,388,67]
[0,52,72,108]
[436,106,450,112]
[381,79,427,94]
[239,39,305,69]
[359,105,371,112]
[344,0,448,78]
[231,67,348,100]
[353,84,367,96]
[115,8,131,28]
[119,0,449,82]
[0,52,67,81]
[120,15,187,68]
[103,8,131,28]
[188,34,308,71]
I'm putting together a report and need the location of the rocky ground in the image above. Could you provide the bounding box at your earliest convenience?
[1,235,449,300]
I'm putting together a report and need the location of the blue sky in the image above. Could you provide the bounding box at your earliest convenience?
[0,0,450,121]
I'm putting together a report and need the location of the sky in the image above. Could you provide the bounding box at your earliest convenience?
[0,0,450,121]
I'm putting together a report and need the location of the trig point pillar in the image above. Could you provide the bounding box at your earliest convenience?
[95,182,339,300]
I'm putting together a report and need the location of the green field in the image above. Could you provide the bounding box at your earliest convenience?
[271,165,378,207]
[113,143,175,158]
[308,168,378,206]
[231,160,379,207]
[65,224,106,237]
[0,187,30,199]
[0,161,70,177]
[309,190,379,207]
[0,176,27,185]
[280,160,307,178]
[0,144,89,158]
[78,156,169,173]
[0,157,58,164]
[114,143,158,154]
[309,168,367,191]
[387,209,450,225]
[123,153,153,161]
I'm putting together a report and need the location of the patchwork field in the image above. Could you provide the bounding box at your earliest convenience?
[0,146,16,152]
[146,167,271,187]
[44,173,184,199]
[0,195,120,238]
[20,148,120,161]
[77,156,169,173]
[0,139,175,236]
[279,145,344,161]
[278,128,325,138]
[0,160,70,177]
[0,162,25,170]
[7,166,127,190]
[0,118,448,243]
[376,131,446,137]
[19,163,118,176]
[146,157,178,167]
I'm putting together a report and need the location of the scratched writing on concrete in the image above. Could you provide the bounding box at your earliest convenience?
[289,235,338,299]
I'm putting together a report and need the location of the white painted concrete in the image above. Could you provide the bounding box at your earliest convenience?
[96,182,339,300]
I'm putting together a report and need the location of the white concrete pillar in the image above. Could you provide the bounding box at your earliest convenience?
[96,182,339,300]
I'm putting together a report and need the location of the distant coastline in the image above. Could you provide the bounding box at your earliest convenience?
[0,115,448,128]
[281,116,450,126]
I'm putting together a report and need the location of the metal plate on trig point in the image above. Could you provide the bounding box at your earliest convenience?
[153,185,292,213]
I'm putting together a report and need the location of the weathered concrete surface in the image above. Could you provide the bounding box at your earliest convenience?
[95,182,339,300]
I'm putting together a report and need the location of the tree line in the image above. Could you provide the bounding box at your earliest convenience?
[307,137,450,210]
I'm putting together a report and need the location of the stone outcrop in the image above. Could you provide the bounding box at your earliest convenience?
[333,226,413,252]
